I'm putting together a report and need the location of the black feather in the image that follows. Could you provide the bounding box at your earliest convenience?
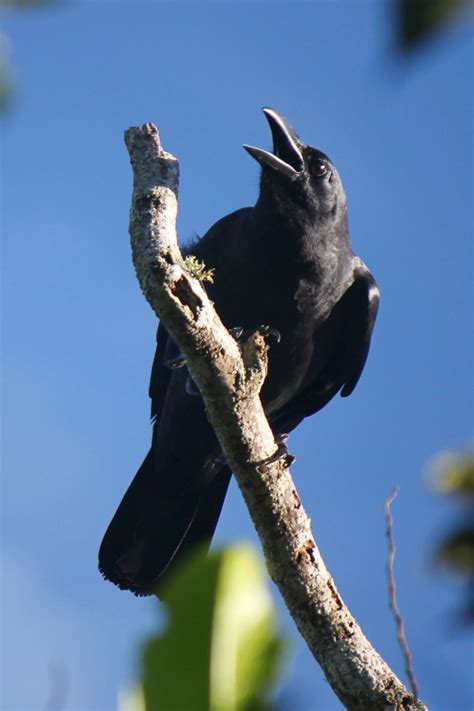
[98,108,379,596]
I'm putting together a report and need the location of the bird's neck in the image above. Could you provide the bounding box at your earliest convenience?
[253,196,352,264]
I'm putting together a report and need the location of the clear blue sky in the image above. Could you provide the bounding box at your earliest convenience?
[1,2,473,709]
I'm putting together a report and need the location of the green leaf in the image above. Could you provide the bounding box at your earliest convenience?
[429,448,474,624]
[208,547,283,711]
[0,0,55,7]
[430,450,474,496]
[119,685,146,711]
[436,526,474,573]
[139,545,284,711]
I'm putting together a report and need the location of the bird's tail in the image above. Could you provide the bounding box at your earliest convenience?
[98,451,231,596]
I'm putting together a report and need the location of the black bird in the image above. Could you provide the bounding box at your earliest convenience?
[99,108,379,596]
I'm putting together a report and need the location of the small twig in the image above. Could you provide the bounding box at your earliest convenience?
[385,487,419,699]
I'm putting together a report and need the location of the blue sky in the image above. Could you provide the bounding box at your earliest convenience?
[1,2,473,709]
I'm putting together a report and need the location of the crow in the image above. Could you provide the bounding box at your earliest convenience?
[99,108,379,596]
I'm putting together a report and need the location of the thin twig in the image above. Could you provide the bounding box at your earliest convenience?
[385,487,419,699]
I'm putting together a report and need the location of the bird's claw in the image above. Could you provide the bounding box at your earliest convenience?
[257,433,294,471]
[229,325,281,344]
[229,327,244,340]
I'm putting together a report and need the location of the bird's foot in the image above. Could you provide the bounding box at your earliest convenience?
[257,433,295,472]
[230,325,281,344]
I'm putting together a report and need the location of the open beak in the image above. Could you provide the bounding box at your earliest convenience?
[243,108,304,178]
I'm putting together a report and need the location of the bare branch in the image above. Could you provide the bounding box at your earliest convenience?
[124,122,428,711]
[385,487,420,700]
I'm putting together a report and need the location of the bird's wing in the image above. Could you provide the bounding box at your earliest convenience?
[338,262,380,397]
[148,322,181,424]
[271,262,379,433]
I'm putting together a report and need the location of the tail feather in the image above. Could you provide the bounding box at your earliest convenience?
[98,451,231,596]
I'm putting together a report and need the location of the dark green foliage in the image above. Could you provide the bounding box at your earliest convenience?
[0,0,54,6]
[431,450,474,623]
[396,0,472,50]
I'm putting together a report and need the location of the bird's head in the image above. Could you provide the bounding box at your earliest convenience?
[244,108,347,224]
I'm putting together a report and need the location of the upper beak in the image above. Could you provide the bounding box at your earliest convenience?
[243,107,304,178]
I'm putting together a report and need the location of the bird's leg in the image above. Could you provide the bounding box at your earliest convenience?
[207,435,294,476]
[257,433,295,472]
[229,325,281,344]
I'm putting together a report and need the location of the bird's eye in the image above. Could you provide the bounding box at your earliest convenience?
[314,161,328,177]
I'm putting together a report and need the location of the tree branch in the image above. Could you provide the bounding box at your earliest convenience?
[124,122,428,711]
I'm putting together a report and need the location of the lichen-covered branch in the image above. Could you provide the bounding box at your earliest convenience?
[124,122,428,711]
